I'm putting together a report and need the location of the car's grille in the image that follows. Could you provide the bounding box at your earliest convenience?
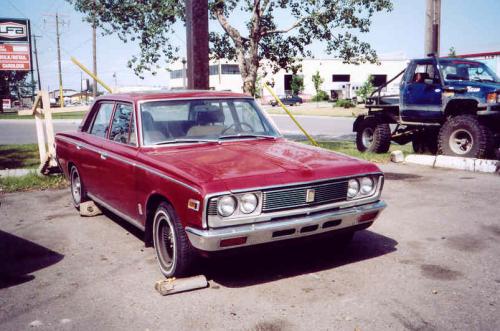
[262,180,348,212]
[207,199,218,216]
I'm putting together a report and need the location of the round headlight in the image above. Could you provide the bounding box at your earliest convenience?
[217,195,236,217]
[360,177,374,195]
[347,179,360,198]
[239,193,258,214]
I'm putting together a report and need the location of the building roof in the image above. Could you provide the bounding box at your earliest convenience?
[455,51,500,58]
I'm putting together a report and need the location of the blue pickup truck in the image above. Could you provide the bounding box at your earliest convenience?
[353,56,500,158]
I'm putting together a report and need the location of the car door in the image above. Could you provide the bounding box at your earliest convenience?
[99,102,139,219]
[80,101,115,197]
[401,61,443,122]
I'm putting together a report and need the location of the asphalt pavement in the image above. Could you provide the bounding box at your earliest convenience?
[0,163,499,330]
[0,115,355,145]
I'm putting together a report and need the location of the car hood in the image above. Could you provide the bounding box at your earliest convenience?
[141,139,381,193]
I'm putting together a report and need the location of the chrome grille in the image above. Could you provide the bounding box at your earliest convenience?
[207,199,218,216]
[262,180,348,212]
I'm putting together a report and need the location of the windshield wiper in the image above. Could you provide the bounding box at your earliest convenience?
[154,138,218,145]
[218,134,276,140]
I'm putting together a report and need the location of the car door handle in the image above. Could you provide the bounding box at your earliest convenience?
[100,152,108,160]
[76,145,82,150]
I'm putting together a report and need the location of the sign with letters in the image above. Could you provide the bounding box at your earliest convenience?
[0,18,31,71]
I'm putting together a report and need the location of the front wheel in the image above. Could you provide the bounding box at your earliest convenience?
[438,115,493,158]
[153,202,195,278]
[356,119,391,153]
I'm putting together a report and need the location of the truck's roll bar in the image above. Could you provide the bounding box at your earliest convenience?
[369,69,406,105]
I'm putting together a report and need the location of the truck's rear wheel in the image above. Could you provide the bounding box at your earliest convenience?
[356,119,391,153]
[438,115,493,158]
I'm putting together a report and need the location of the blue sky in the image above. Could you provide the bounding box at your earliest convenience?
[3,0,500,91]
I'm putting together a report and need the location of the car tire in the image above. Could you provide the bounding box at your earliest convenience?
[153,202,195,278]
[438,115,493,158]
[70,165,88,210]
[412,130,438,155]
[356,118,391,153]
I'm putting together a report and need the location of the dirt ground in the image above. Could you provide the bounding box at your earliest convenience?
[0,163,499,330]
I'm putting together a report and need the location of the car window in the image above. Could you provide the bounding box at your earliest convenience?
[140,98,279,145]
[89,103,114,138]
[109,103,136,145]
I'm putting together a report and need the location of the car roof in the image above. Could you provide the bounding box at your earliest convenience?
[95,90,251,103]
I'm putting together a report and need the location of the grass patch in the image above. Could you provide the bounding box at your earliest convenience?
[0,172,68,193]
[313,140,413,163]
[0,144,40,170]
[0,111,86,120]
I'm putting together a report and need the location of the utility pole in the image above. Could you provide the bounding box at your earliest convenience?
[185,0,209,89]
[55,13,64,107]
[32,35,42,91]
[425,0,441,56]
[92,22,97,98]
[44,13,69,107]
[91,0,98,98]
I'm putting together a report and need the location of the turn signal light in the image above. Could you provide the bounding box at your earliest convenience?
[220,236,247,247]
[487,92,497,104]
[358,211,379,223]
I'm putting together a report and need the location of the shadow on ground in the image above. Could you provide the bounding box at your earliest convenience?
[201,230,397,288]
[0,230,64,289]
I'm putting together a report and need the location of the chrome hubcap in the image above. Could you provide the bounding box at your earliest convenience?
[155,214,175,270]
[449,129,473,155]
[71,171,81,204]
[362,128,374,148]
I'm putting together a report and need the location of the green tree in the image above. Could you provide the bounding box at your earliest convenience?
[68,0,392,95]
[357,75,374,103]
[0,71,33,112]
[312,70,324,96]
[448,47,457,57]
[290,75,304,95]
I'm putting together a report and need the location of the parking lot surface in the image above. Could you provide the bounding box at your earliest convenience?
[0,163,499,330]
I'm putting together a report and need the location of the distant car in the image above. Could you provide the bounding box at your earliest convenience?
[270,95,303,107]
[56,90,386,278]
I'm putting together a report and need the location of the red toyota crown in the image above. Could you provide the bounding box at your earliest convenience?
[55,91,386,277]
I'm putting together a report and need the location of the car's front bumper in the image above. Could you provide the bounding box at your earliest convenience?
[185,200,386,251]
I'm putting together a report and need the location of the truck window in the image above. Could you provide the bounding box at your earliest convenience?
[411,64,439,84]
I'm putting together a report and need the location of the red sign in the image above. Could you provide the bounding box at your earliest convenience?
[0,43,30,71]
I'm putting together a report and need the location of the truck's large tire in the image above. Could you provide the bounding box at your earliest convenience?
[438,115,493,158]
[356,118,391,153]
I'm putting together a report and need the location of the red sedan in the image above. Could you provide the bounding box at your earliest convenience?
[55,90,386,277]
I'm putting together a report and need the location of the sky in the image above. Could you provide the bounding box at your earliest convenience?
[2,0,500,92]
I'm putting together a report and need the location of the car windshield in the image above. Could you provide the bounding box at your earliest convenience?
[441,60,499,83]
[140,98,280,145]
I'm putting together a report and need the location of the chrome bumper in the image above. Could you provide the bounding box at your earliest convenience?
[185,200,386,252]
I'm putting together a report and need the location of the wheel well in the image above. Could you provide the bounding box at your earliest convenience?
[144,193,170,247]
[444,99,478,117]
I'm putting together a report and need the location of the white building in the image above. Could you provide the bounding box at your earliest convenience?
[169,58,409,101]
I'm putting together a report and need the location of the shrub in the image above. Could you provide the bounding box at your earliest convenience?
[311,90,329,102]
[335,99,355,108]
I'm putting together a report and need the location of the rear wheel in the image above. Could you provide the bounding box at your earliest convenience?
[153,202,195,278]
[356,118,391,153]
[70,166,87,210]
[438,115,493,158]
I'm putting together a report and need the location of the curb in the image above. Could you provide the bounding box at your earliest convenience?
[0,168,34,178]
[404,154,499,174]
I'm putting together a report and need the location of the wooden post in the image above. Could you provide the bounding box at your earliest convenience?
[185,0,209,89]
[31,94,47,164]
[41,90,57,166]
[425,0,441,56]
